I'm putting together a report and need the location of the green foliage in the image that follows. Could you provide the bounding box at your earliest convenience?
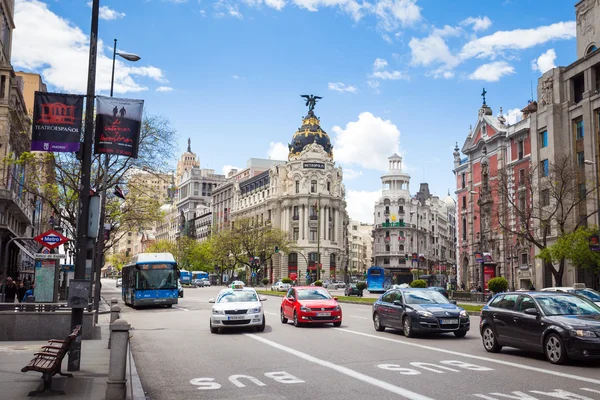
[281,277,293,284]
[314,280,323,286]
[356,282,367,291]
[146,238,215,272]
[487,277,508,294]
[410,279,427,288]
[261,278,270,285]
[106,252,130,271]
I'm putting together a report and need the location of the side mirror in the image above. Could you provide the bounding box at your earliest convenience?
[333,297,339,301]
[393,300,403,306]
[450,300,457,305]
[259,296,267,302]
[524,308,540,316]
[208,298,215,303]
[288,297,295,302]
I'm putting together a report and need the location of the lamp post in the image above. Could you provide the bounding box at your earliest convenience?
[92,39,141,323]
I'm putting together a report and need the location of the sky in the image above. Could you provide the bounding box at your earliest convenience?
[13,0,578,224]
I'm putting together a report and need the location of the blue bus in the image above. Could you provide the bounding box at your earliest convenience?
[192,271,209,281]
[179,270,192,284]
[367,266,388,293]
[122,253,179,308]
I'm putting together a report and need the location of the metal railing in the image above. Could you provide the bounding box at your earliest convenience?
[0,301,94,312]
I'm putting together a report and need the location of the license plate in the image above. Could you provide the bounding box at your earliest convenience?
[316,312,331,317]
[440,319,458,325]
[228,316,245,320]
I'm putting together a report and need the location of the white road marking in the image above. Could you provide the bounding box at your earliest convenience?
[173,306,190,312]
[265,312,279,316]
[244,334,435,400]
[337,329,600,386]
[349,315,368,319]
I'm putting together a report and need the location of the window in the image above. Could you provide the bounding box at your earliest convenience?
[461,173,466,189]
[462,217,466,241]
[579,183,587,200]
[309,229,318,241]
[520,253,528,265]
[295,181,300,194]
[399,245,404,252]
[540,130,548,148]
[541,159,549,177]
[462,196,466,209]
[577,151,585,167]
[575,119,584,140]
[383,258,390,265]
[385,231,390,237]
[573,74,585,103]
[517,295,536,313]
[311,180,317,193]
[519,193,526,211]
[495,294,518,310]
[519,169,525,185]
[293,228,299,241]
[517,140,524,160]
[544,219,551,236]
[327,182,330,192]
[293,206,299,218]
[541,189,550,207]
[385,244,390,252]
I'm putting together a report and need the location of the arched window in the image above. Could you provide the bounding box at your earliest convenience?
[385,245,390,252]
[462,217,467,241]
[587,44,597,55]
[399,244,404,252]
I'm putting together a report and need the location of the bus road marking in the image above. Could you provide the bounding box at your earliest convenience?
[336,329,600,386]
[245,333,435,400]
[173,306,190,312]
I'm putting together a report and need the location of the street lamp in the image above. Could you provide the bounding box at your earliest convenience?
[110,39,141,97]
[469,190,484,295]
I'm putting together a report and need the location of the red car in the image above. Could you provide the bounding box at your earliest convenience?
[280,286,342,327]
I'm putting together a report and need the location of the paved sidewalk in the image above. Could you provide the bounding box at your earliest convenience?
[0,301,145,399]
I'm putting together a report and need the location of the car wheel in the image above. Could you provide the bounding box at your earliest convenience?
[210,321,218,334]
[545,333,568,365]
[373,313,385,332]
[256,316,266,332]
[403,316,415,338]
[333,321,342,327]
[166,304,173,308]
[280,308,288,324]
[293,311,301,327]
[482,325,502,353]
[454,330,467,338]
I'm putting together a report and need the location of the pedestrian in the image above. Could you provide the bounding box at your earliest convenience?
[3,277,17,303]
[23,284,35,303]
[530,284,536,291]
[17,280,26,303]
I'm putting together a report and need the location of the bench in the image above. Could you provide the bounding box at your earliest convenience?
[21,325,81,396]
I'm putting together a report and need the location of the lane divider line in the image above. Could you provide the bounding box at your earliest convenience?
[265,312,279,316]
[244,333,436,400]
[173,306,190,312]
[349,315,368,319]
[336,329,600,386]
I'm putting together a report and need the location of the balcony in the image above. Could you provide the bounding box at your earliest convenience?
[0,188,33,224]
[309,215,318,220]
[292,215,299,220]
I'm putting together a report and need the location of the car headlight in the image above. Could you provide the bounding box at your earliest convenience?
[571,329,597,338]
[460,310,468,318]
[417,310,434,318]
[334,305,341,311]
[212,308,224,315]
[249,306,262,314]
[300,306,311,312]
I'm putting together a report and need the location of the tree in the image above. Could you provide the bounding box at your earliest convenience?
[8,114,177,251]
[145,240,176,254]
[106,252,130,272]
[497,155,599,286]
[538,227,600,290]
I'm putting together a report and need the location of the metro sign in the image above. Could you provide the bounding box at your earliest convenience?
[34,229,69,250]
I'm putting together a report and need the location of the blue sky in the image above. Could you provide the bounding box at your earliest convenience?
[13,0,577,223]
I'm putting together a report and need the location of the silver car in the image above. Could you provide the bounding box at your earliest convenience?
[209,287,267,333]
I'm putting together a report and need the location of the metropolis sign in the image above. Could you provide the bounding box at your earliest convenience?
[303,162,325,169]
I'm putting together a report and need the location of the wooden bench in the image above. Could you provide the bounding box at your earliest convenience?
[21,326,81,396]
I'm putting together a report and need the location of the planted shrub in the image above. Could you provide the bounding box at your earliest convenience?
[314,280,323,286]
[281,277,293,284]
[487,277,508,294]
[356,282,367,291]
[410,279,427,288]
[262,278,270,286]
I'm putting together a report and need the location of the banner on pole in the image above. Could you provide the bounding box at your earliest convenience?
[94,96,144,158]
[31,92,84,152]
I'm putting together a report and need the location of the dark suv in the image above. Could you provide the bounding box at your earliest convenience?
[480,291,600,364]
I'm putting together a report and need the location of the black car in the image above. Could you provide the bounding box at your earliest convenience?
[372,288,470,338]
[479,291,600,364]
[345,284,363,297]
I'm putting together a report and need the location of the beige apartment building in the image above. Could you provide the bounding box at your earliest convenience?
[348,220,373,274]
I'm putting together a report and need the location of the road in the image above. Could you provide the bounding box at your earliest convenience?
[101,279,600,400]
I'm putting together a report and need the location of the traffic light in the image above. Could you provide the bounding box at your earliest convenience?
[405,254,409,261]
[275,246,279,253]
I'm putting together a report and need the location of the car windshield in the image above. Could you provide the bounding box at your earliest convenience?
[572,289,600,302]
[404,290,449,304]
[217,290,258,303]
[297,288,332,300]
[536,295,600,316]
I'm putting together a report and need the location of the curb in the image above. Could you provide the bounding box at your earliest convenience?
[127,346,146,400]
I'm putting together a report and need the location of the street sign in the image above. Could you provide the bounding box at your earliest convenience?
[33,229,69,250]
[35,253,67,260]
[41,247,51,254]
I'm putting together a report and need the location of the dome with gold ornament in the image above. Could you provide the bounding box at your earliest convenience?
[288,109,333,160]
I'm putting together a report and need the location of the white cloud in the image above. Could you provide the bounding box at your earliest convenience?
[222,165,242,176]
[433,24,463,37]
[87,2,126,21]
[373,58,389,70]
[156,86,173,92]
[371,70,408,80]
[505,108,522,125]
[343,168,363,180]
[328,82,358,93]
[409,34,460,69]
[345,190,381,224]
[215,0,244,18]
[370,0,422,31]
[367,80,381,94]
[13,0,167,94]
[232,75,240,79]
[267,142,289,161]
[531,48,557,74]
[460,21,575,60]
[461,16,492,32]
[292,0,363,21]
[469,61,515,82]
[332,112,401,171]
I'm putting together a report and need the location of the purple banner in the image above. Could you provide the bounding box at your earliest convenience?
[31,92,84,153]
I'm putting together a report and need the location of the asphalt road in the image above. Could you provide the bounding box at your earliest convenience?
[101,280,600,400]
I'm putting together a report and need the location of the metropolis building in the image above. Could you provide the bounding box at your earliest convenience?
[230,108,349,284]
